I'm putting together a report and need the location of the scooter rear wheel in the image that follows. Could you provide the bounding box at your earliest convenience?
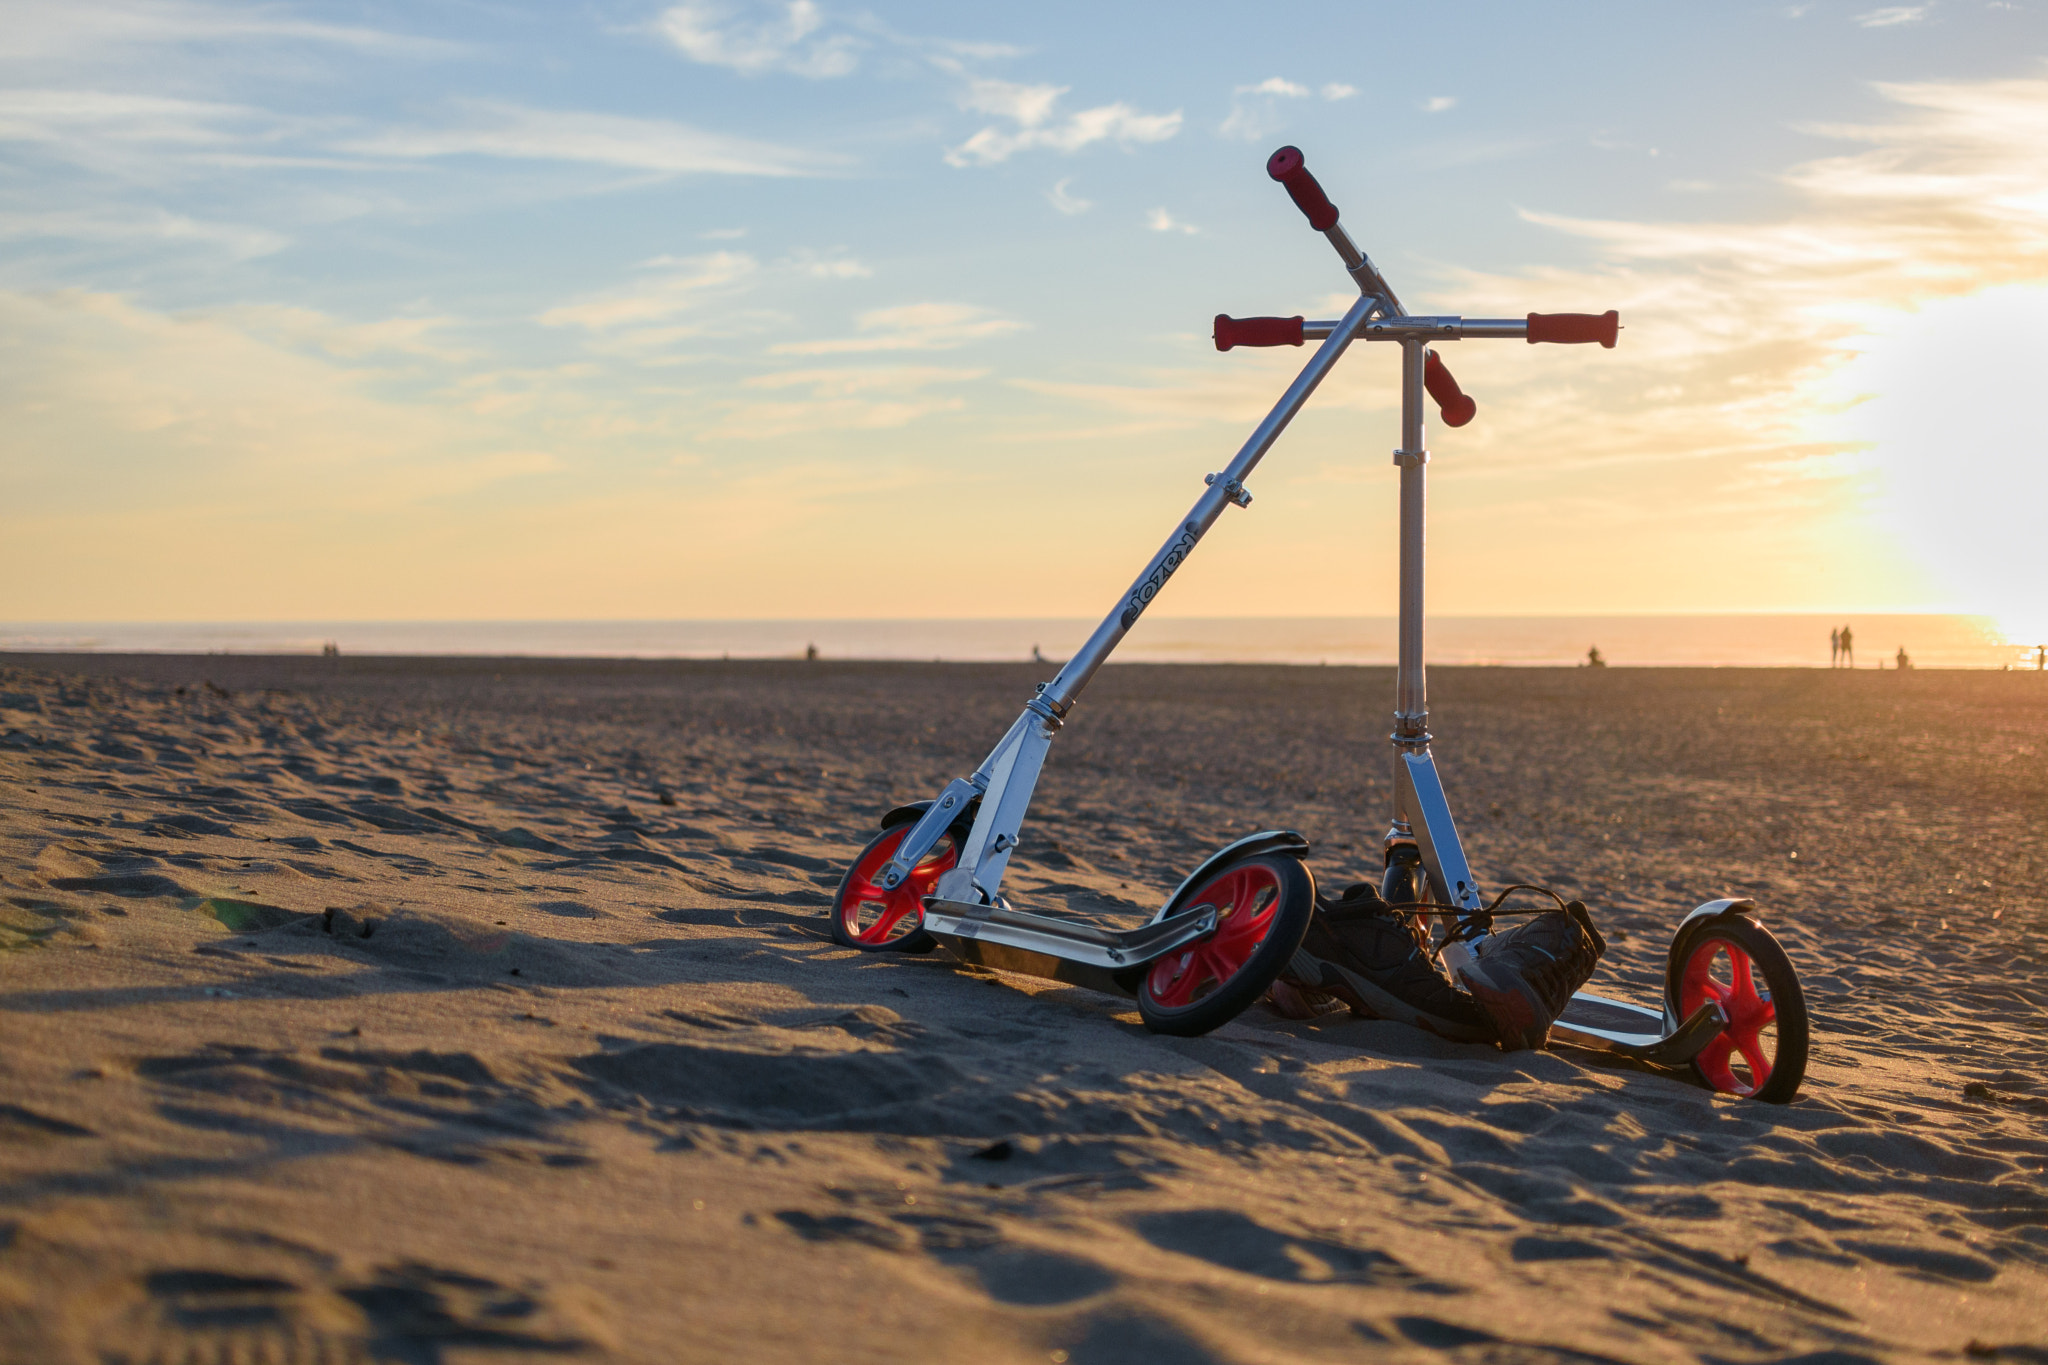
[829,820,954,953]
[1137,854,1314,1038]
[1673,914,1809,1104]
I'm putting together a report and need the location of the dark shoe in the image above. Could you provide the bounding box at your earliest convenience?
[1279,882,1491,1043]
[1455,904,1606,1050]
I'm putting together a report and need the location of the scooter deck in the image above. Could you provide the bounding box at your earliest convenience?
[1552,991,1724,1065]
[920,896,1219,999]
[921,902,1727,1065]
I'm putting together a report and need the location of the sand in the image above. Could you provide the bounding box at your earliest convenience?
[1,653,2044,1364]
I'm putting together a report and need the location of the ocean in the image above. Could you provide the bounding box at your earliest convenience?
[1,615,2033,669]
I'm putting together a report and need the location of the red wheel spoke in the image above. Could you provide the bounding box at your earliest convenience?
[1695,1033,1740,1093]
[1190,944,1234,993]
[833,824,955,949]
[865,902,912,941]
[1733,1030,1773,1087]
[1150,954,1197,1006]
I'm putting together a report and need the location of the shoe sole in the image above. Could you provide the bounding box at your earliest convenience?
[1285,947,1493,1045]
[1455,963,1549,1051]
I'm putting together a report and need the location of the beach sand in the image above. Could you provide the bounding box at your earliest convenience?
[1,654,2043,1364]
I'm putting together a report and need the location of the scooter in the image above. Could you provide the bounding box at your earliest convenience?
[829,147,1810,1102]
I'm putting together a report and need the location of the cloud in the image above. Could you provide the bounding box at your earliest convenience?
[653,0,861,77]
[1047,178,1090,215]
[0,290,557,512]
[945,80,1180,166]
[538,252,758,332]
[0,87,318,180]
[346,102,839,177]
[1856,5,1929,25]
[1422,95,1458,113]
[213,305,471,362]
[0,205,284,258]
[790,251,872,279]
[0,0,461,63]
[1242,77,1311,99]
[1322,83,1357,101]
[770,302,1026,355]
[702,365,985,438]
[1146,207,1198,235]
[1219,76,1311,142]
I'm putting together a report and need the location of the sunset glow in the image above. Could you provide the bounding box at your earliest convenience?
[2,5,2044,646]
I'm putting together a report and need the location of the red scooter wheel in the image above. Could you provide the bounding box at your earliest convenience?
[830,821,955,953]
[1673,914,1809,1104]
[1137,854,1314,1037]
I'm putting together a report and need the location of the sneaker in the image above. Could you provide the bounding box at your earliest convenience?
[1279,882,1492,1043]
[1455,903,1607,1050]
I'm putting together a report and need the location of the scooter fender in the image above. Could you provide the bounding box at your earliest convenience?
[1147,830,1312,926]
[879,796,979,832]
[1661,896,1759,1031]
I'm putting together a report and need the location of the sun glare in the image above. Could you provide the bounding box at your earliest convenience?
[1831,284,2048,651]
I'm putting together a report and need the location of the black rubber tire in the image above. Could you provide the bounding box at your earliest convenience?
[828,817,953,954]
[1136,853,1315,1038]
[1668,913,1809,1104]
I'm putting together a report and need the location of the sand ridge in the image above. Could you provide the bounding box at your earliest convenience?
[1,655,2044,1363]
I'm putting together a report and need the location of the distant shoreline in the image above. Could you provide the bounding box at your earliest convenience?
[0,613,2030,670]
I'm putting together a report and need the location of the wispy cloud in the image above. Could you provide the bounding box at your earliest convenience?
[1146,207,1198,235]
[1047,178,1091,215]
[1422,95,1458,113]
[703,364,985,438]
[0,0,462,63]
[0,205,284,257]
[347,102,839,177]
[0,88,315,180]
[770,302,1026,354]
[539,252,759,331]
[653,0,862,78]
[945,79,1180,166]
[216,305,472,362]
[1856,6,1929,26]
[1219,75,1357,141]
[789,250,872,279]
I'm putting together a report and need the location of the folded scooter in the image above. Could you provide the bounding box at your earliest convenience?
[829,147,1810,1103]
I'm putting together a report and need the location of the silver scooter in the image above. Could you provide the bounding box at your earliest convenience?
[829,148,1810,1101]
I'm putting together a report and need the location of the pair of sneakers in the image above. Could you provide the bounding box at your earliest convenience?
[1275,879,1605,1050]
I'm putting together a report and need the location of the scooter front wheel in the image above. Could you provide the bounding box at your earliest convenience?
[829,821,954,953]
[1137,854,1314,1037]
[1674,914,1809,1104]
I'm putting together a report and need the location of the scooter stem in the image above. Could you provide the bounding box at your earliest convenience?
[1393,338,1431,752]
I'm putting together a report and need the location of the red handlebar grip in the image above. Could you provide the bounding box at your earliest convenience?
[1527,310,1620,348]
[1266,146,1339,232]
[1423,351,1477,427]
[1214,314,1305,352]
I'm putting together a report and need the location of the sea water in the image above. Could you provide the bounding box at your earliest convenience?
[1,615,2032,669]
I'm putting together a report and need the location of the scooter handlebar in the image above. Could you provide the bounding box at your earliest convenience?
[1527,310,1620,348]
[1214,314,1304,351]
[1266,146,1339,232]
[1424,352,1477,427]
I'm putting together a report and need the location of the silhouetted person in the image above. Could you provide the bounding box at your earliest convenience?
[1830,627,1840,668]
[1586,645,1606,668]
[1895,646,1911,671]
[1839,624,1854,668]
[1032,643,1047,664]
[804,642,818,661]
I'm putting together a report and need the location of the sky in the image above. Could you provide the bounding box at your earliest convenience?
[2,1,2045,642]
